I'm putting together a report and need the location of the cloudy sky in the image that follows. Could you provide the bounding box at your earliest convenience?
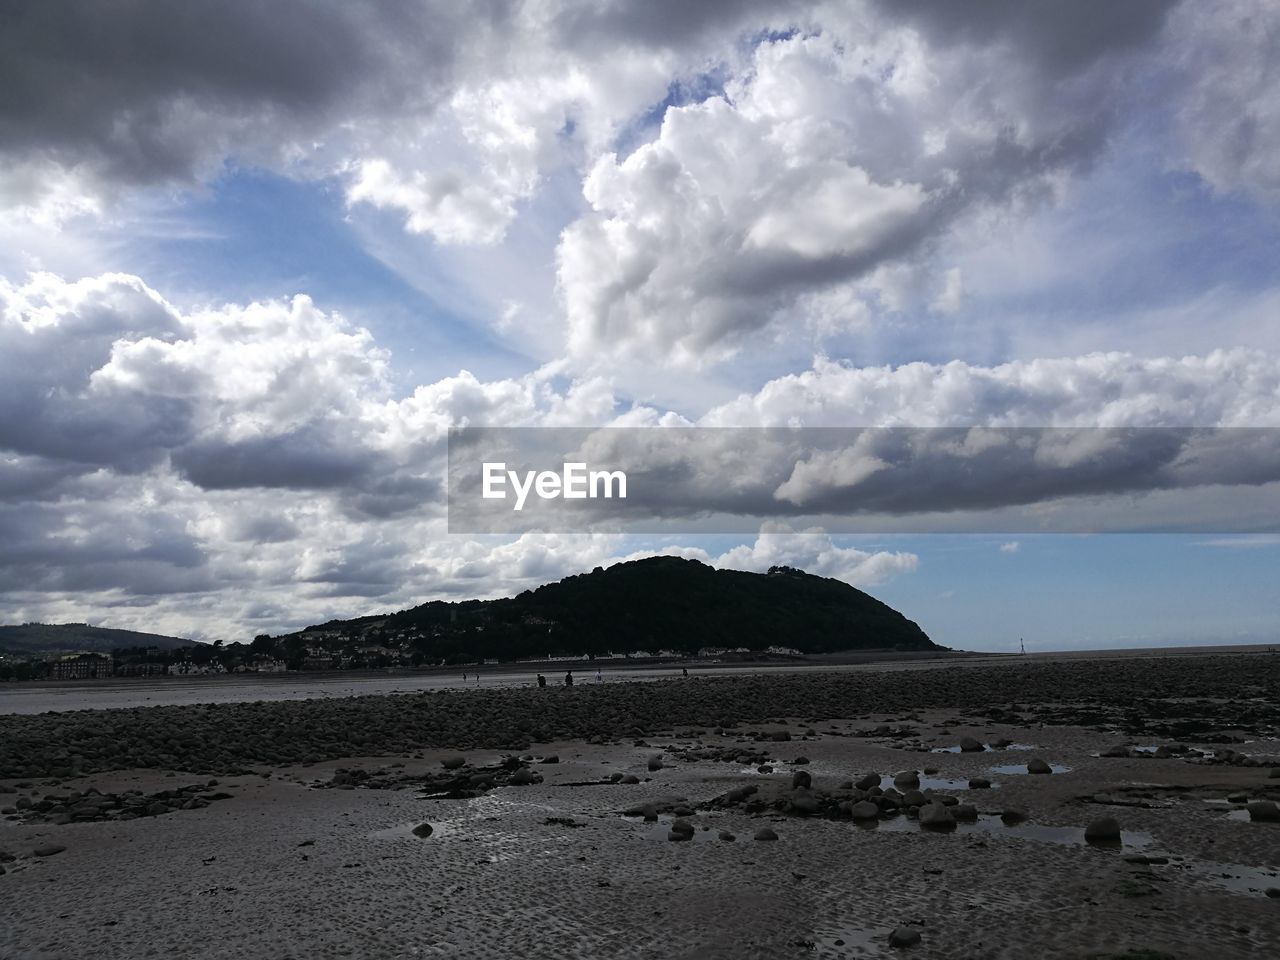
[2,0,1278,651]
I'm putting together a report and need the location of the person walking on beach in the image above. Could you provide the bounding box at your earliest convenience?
[564,670,574,687]
[682,667,688,677]
[537,673,546,688]
[462,672,467,683]
[596,667,602,682]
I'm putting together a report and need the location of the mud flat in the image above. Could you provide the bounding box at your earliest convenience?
[2,653,1279,959]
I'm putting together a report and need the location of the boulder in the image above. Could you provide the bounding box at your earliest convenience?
[647,755,664,771]
[850,800,881,820]
[959,737,985,753]
[754,827,779,841]
[893,771,920,790]
[33,844,66,857]
[1000,809,1027,824]
[918,802,955,829]
[411,823,434,838]
[888,927,921,948]
[968,777,992,789]
[789,792,820,816]
[1246,800,1280,822]
[441,756,466,770]
[855,773,881,791]
[952,803,978,821]
[1084,817,1122,843]
[791,771,812,790]
[1026,758,1053,775]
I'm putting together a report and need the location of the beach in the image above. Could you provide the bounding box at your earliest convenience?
[3,652,1279,959]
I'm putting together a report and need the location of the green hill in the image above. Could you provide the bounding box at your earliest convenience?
[0,623,197,655]
[283,557,938,662]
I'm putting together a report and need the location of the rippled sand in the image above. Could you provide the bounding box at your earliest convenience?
[4,697,1279,960]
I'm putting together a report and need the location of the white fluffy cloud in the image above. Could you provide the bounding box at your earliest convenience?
[703,352,1280,428]
[4,2,1280,642]
[555,7,1179,366]
[709,522,918,586]
[4,271,1279,638]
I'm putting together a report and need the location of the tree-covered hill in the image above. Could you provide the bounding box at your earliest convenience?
[0,623,197,655]
[280,557,938,663]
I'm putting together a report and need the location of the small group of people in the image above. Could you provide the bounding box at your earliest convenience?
[533,668,603,687]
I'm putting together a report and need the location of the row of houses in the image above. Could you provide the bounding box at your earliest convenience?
[41,651,288,679]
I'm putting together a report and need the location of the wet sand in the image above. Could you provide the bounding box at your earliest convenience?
[3,654,1279,959]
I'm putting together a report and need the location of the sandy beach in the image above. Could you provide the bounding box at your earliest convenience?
[3,653,1279,960]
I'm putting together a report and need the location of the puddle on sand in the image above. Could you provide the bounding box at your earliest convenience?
[930,743,1035,754]
[853,813,1153,850]
[991,763,1070,775]
[622,813,723,843]
[1179,859,1280,896]
[809,924,890,958]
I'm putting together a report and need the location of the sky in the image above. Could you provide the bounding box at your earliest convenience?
[1,0,1278,651]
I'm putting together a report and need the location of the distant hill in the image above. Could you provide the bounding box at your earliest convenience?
[0,623,197,655]
[280,557,938,662]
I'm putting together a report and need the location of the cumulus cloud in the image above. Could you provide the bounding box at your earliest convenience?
[702,352,1280,428]
[709,522,918,586]
[1164,0,1280,200]
[4,1,1280,641]
[3,270,1280,637]
[555,5,1182,365]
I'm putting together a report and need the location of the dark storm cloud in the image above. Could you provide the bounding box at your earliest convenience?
[874,0,1179,70]
[447,427,1280,534]
[340,473,444,521]
[0,500,212,595]
[171,428,374,491]
[0,0,506,186]
[549,0,801,49]
[0,455,96,501]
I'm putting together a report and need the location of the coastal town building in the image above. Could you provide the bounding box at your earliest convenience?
[47,652,113,679]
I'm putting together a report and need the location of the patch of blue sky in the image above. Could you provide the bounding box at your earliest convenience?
[120,168,538,392]
[867,533,1280,651]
